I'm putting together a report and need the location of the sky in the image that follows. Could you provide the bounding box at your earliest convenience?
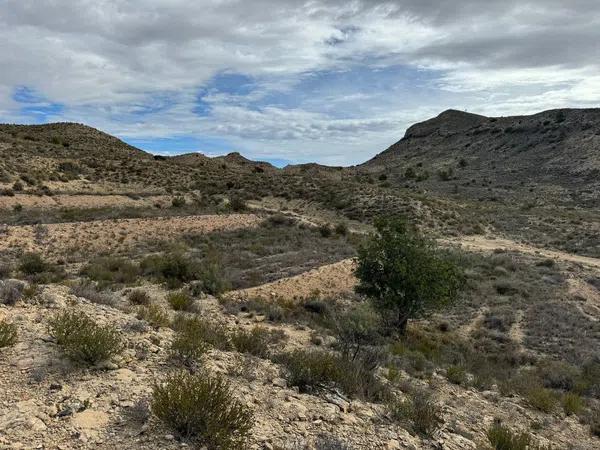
[1,1,599,166]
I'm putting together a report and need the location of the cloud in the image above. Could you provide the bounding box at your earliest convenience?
[0,0,599,164]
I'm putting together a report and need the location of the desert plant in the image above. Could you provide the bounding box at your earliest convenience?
[525,386,558,413]
[141,252,199,289]
[171,196,186,208]
[331,303,381,360]
[128,289,151,306]
[562,392,584,416]
[229,195,246,212]
[152,370,253,449]
[137,304,170,328]
[0,279,25,305]
[171,315,231,351]
[48,310,123,364]
[230,326,284,358]
[314,434,353,450]
[487,422,532,450]
[446,364,468,385]
[171,322,211,364]
[18,252,48,275]
[70,281,118,307]
[166,291,195,311]
[355,217,464,334]
[82,257,140,285]
[0,321,17,348]
[388,389,443,436]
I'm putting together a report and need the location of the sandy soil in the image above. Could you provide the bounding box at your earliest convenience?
[0,194,171,210]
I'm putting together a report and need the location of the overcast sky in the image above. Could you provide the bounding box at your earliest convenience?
[1,1,599,165]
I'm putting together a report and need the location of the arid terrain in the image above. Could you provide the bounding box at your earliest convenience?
[0,110,599,449]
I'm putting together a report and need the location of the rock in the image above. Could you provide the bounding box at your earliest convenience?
[387,439,401,449]
[271,378,287,388]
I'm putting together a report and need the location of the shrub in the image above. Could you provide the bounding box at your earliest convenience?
[315,435,353,450]
[167,292,195,312]
[141,252,199,289]
[230,326,284,358]
[388,389,443,437]
[536,360,579,391]
[171,196,186,208]
[562,392,584,416]
[137,304,170,328]
[525,387,558,413]
[334,222,348,236]
[229,195,246,212]
[446,364,468,385]
[171,324,211,365]
[277,349,384,400]
[318,224,332,237]
[355,217,464,334]
[70,281,118,307]
[588,408,600,437]
[18,253,48,275]
[486,422,546,450]
[48,310,123,364]
[82,257,140,285]
[171,315,231,351]
[331,303,381,360]
[128,289,151,306]
[0,321,18,348]
[0,279,25,305]
[152,371,253,449]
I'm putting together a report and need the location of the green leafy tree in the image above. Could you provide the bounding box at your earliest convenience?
[355,217,464,334]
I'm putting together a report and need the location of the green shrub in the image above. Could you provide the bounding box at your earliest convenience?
[388,389,443,437]
[171,196,186,208]
[171,323,211,365]
[486,422,552,450]
[0,321,17,348]
[19,253,48,275]
[562,392,584,416]
[525,387,558,413]
[331,303,381,360]
[152,370,253,449]
[141,252,199,289]
[137,304,170,328]
[167,292,195,311]
[128,289,151,306]
[171,315,231,351]
[230,326,284,358]
[318,224,332,237]
[446,364,468,385]
[229,195,246,212]
[48,310,123,364]
[277,349,384,401]
[82,257,140,285]
[334,222,348,236]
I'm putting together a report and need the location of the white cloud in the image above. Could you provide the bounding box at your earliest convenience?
[0,0,599,164]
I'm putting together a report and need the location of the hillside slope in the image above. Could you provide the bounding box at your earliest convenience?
[360,109,600,207]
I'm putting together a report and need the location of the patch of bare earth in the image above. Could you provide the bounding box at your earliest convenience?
[0,194,171,210]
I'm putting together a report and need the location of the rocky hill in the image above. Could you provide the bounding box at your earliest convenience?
[360,109,600,207]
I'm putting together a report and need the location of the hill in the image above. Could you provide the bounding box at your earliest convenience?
[360,108,600,207]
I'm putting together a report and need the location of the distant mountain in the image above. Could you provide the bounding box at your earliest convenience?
[359,108,600,206]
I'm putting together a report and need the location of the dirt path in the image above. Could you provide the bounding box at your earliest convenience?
[446,235,600,271]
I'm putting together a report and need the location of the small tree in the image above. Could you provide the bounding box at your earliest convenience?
[355,217,463,334]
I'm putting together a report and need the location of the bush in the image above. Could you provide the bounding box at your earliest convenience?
[486,422,543,450]
[318,224,332,237]
[334,222,348,236]
[70,281,118,307]
[18,253,48,275]
[167,292,195,312]
[171,315,231,351]
[277,349,384,401]
[0,279,25,305]
[128,289,151,306]
[141,252,199,289]
[48,310,123,364]
[152,371,253,449]
[388,389,443,437]
[137,304,170,328]
[562,392,584,416]
[0,321,17,348]
[230,326,284,358]
[355,217,464,333]
[82,257,140,285]
[446,364,468,385]
[525,387,558,413]
[229,195,246,212]
[171,323,211,365]
[171,196,186,208]
[331,303,381,360]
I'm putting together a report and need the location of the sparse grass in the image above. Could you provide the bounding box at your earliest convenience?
[49,310,123,364]
[230,326,285,358]
[0,321,18,348]
[388,389,443,437]
[166,291,195,311]
[152,370,253,449]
